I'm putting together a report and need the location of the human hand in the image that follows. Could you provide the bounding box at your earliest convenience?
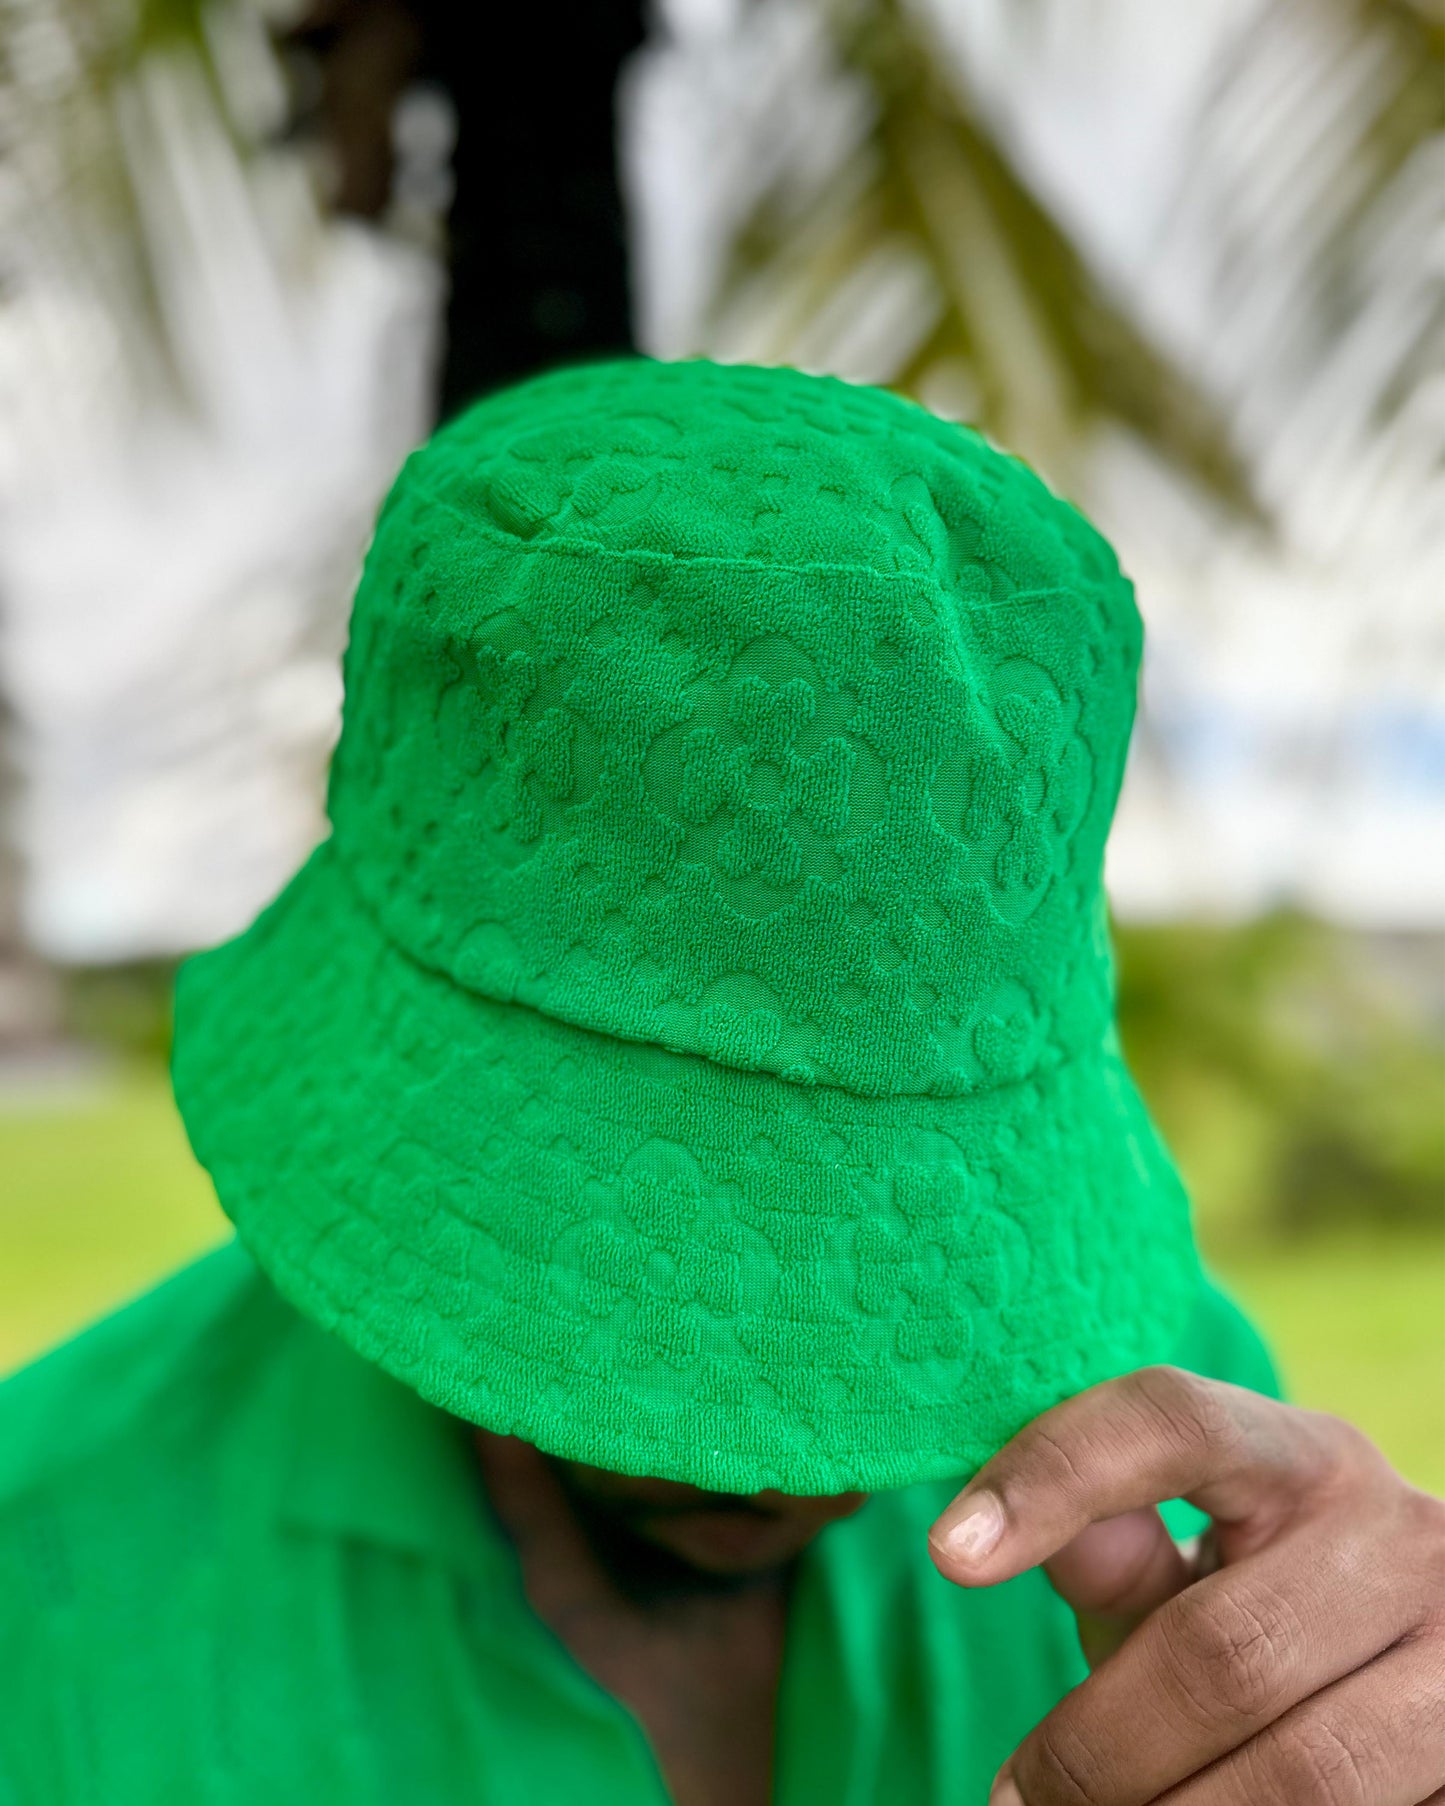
[929,1367,1445,1803]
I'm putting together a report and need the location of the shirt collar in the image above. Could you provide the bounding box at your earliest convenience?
[275,1310,501,1581]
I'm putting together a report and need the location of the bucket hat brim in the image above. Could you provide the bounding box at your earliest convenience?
[173,839,1202,1496]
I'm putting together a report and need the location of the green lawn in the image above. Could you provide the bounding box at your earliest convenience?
[0,1068,229,1369]
[1204,1235,1443,1496]
[1,1065,1441,1494]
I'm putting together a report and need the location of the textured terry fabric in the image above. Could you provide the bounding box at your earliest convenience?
[173,357,1203,1494]
[0,1244,1280,1806]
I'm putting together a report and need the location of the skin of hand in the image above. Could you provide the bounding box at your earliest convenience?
[929,1367,1445,1805]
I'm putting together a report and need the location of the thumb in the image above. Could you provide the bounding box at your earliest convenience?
[1043,1506,1193,1667]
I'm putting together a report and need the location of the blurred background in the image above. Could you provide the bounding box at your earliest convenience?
[1,0,1441,1488]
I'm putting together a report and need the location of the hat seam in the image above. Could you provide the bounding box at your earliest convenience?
[390,1005,1090,1184]
[403,479,1084,615]
[209,1007,1185,1445]
[347,1003,1072,1192]
[326,840,1093,1118]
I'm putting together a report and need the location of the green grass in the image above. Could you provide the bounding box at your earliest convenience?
[0,1067,228,1371]
[1,1065,1441,1494]
[1205,1235,1444,1495]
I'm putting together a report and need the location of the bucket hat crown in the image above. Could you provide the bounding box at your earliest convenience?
[174,358,1200,1494]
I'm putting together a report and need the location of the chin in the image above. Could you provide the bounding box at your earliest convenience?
[646,1511,812,1576]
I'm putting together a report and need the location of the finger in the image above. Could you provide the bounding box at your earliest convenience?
[996,1524,1424,1806]
[1044,1507,1193,1666]
[1047,1508,1192,1617]
[930,1367,1384,1586]
[1158,1631,1445,1806]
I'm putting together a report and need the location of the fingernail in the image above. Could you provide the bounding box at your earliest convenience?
[933,1490,1004,1565]
[988,1777,1022,1806]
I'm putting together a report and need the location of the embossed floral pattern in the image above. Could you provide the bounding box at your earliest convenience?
[644,649,882,924]
[174,357,1202,1498]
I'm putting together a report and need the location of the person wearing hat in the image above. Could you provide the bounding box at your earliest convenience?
[1,361,1440,1804]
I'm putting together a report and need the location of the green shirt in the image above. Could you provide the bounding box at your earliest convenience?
[0,1241,1276,1804]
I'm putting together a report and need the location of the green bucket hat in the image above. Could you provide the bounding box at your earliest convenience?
[173,357,1202,1496]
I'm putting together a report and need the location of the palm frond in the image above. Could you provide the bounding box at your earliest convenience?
[0,0,301,431]
[702,0,1262,515]
[1166,0,1445,555]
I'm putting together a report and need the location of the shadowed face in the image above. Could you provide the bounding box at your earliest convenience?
[551,1459,869,1579]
